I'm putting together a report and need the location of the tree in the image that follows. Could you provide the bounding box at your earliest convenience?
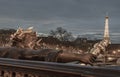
[50,27,73,41]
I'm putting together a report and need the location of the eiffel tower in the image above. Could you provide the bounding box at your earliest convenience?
[104,15,110,41]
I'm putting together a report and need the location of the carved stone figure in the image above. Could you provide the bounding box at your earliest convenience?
[1,27,95,65]
[10,27,41,49]
[0,47,96,65]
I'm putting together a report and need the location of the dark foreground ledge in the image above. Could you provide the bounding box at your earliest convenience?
[0,58,119,77]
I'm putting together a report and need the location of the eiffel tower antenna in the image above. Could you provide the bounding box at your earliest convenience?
[106,12,108,17]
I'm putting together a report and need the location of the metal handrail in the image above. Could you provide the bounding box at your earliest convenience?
[0,58,119,77]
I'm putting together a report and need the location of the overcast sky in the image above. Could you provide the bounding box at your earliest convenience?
[0,0,120,43]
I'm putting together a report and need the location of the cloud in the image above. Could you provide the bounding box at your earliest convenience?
[0,0,120,20]
[0,0,119,42]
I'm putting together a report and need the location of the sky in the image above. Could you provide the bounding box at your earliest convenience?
[0,0,120,43]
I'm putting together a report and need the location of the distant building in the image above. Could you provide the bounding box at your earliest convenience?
[107,44,120,54]
[74,38,87,44]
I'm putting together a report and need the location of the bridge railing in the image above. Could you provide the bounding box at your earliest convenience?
[0,58,119,77]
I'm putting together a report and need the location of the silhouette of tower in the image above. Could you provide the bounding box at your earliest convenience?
[104,15,110,40]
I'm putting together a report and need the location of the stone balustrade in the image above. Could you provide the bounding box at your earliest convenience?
[0,58,119,77]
